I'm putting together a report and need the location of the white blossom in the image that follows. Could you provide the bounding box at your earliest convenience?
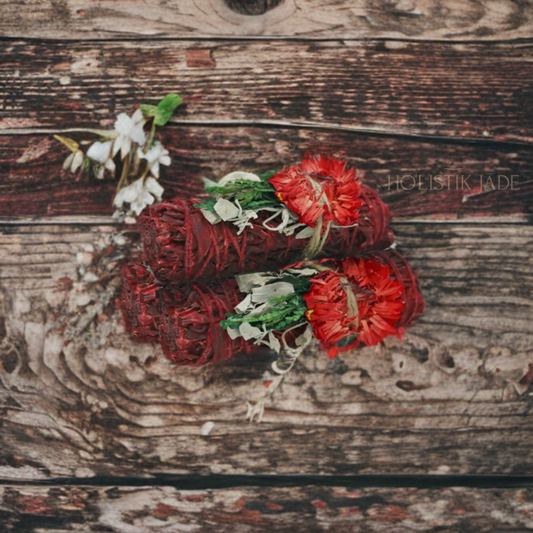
[87,140,116,179]
[112,108,146,159]
[87,140,113,163]
[63,150,84,173]
[138,141,171,178]
[113,177,164,216]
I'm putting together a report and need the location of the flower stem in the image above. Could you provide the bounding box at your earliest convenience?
[146,122,156,152]
[57,127,119,139]
[116,152,131,192]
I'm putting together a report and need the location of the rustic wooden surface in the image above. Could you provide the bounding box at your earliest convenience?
[1,0,533,41]
[2,485,533,532]
[1,222,532,480]
[1,0,533,529]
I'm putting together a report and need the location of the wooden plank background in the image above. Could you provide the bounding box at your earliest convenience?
[1,0,533,530]
[1,0,533,40]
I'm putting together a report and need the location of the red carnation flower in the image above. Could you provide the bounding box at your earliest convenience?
[338,257,404,348]
[269,155,363,228]
[303,257,405,357]
[303,270,358,347]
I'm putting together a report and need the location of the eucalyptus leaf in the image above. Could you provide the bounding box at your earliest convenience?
[251,282,295,304]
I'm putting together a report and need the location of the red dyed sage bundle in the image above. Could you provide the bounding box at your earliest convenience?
[120,249,424,366]
[141,156,393,283]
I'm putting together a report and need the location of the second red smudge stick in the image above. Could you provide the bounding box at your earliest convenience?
[121,249,425,365]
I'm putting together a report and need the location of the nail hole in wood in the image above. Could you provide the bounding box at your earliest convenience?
[396,380,427,392]
[438,352,455,369]
[223,0,284,15]
[1,349,18,374]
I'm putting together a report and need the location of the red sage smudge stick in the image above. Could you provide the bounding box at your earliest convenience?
[121,249,424,366]
[140,183,393,283]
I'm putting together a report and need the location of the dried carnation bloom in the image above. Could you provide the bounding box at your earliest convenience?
[269,155,363,228]
[304,257,405,355]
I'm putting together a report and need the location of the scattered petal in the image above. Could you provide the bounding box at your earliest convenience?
[200,421,215,436]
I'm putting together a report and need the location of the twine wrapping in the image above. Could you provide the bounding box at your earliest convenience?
[367,249,426,330]
[120,261,161,341]
[158,279,256,366]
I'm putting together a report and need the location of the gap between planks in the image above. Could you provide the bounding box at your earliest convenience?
[3,122,533,150]
[0,216,529,226]
[2,474,533,490]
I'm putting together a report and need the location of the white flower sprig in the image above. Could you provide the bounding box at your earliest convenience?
[55,94,182,221]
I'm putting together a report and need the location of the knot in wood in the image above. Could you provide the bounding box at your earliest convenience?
[223,0,284,16]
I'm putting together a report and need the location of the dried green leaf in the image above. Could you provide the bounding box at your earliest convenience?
[54,135,79,153]
[140,94,183,126]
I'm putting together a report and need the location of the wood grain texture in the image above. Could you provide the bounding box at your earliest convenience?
[1,0,533,41]
[0,222,532,479]
[1,129,532,218]
[1,41,533,144]
[1,485,533,532]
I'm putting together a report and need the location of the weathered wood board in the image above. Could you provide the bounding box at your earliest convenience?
[2,485,533,532]
[1,0,533,41]
[1,40,533,142]
[1,130,532,218]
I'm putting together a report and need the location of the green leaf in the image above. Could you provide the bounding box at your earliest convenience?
[140,104,159,119]
[54,135,79,153]
[220,278,311,335]
[155,94,183,126]
[140,94,183,126]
